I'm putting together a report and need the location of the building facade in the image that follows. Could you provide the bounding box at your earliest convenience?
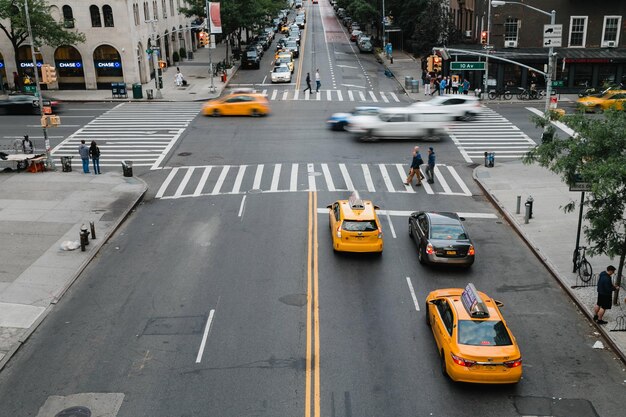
[448,0,626,93]
[0,0,197,90]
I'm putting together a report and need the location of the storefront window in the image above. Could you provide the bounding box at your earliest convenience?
[598,66,617,87]
[573,65,593,87]
[503,64,521,87]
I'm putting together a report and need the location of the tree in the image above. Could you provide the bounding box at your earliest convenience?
[0,0,85,73]
[524,110,626,304]
[411,0,461,56]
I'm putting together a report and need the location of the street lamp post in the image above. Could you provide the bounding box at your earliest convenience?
[484,0,493,97]
[205,0,215,92]
[491,1,556,115]
[146,19,163,99]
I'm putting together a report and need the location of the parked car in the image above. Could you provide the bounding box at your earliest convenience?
[408,211,475,266]
[357,36,373,53]
[242,50,261,69]
[345,107,452,141]
[350,30,362,42]
[410,95,485,121]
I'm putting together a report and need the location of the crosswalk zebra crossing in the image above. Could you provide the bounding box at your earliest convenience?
[51,102,202,168]
[155,162,473,199]
[447,108,537,162]
[228,87,407,103]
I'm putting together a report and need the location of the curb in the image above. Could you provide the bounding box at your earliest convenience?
[472,166,626,366]
[0,176,149,372]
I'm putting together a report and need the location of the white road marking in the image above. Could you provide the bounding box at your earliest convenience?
[211,165,230,195]
[238,195,247,217]
[321,163,335,191]
[326,90,331,101]
[175,167,195,197]
[195,166,212,196]
[395,163,414,193]
[308,163,317,191]
[290,163,299,191]
[253,164,264,190]
[232,165,247,194]
[315,208,498,219]
[358,91,366,101]
[406,277,420,311]
[343,84,366,89]
[270,163,282,191]
[434,165,452,194]
[389,92,400,102]
[380,92,389,103]
[385,210,397,238]
[348,90,354,101]
[271,89,278,100]
[282,90,289,100]
[448,166,472,196]
[526,106,576,137]
[362,164,375,192]
[195,309,215,363]
[337,64,358,69]
[379,164,394,192]
[339,163,354,191]
[337,90,343,101]
[368,91,378,102]
[155,167,179,199]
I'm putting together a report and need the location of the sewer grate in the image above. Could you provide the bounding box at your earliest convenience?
[177,152,192,156]
[55,407,91,417]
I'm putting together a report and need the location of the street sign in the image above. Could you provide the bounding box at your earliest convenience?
[450,62,486,70]
[482,44,494,50]
[543,24,563,47]
[570,182,592,192]
[552,80,564,87]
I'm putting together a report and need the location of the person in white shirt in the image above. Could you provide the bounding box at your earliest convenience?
[315,69,321,93]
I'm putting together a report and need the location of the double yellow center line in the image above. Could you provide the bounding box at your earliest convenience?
[305,191,320,417]
[295,4,310,89]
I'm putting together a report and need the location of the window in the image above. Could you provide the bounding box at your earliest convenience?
[153,1,158,19]
[90,5,101,27]
[144,2,150,20]
[170,0,175,16]
[162,0,167,18]
[504,18,518,42]
[133,3,139,26]
[62,5,74,28]
[569,16,588,47]
[436,300,454,335]
[457,320,513,346]
[103,5,114,27]
[602,16,621,46]
[342,220,378,232]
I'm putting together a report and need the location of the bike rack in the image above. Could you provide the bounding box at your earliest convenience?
[610,316,626,332]
[571,272,598,289]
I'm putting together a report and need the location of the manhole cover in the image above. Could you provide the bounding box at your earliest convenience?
[308,171,322,177]
[55,407,92,417]
[248,189,263,194]
[177,152,192,156]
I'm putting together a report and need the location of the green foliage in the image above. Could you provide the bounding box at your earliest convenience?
[412,0,460,55]
[0,0,86,52]
[179,47,186,59]
[180,0,287,33]
[523,110,626,263]
[172,51,180,62]
[344,0,377,25]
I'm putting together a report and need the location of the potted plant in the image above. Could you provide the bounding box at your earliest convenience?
[172,51,180,64]
[179,47,187,60]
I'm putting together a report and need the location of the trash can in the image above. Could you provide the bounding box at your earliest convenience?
[132,83,143,99]
[118,83,128,97]
[405,76,413,89]
[146,89,154,100]
[411,79,419,93]
[187,51,194,60]
[121,160,133,177]
[61,156,73,172]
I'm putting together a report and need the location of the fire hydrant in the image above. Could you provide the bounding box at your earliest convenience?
[80,224,90,251]
[221,70,227,83]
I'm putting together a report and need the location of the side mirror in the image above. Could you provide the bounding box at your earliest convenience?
[326,204,332,209]
[374,205,380,210]
[459,217,466,221]
[427,299,438,305]
[494,300,504,308]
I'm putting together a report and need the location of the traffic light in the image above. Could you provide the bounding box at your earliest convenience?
[433,55,442,73]
[199,31,208,47]
[41,64,57,84]
[481,31,488,45]
[158,60,167,69]
[426,55,434,73]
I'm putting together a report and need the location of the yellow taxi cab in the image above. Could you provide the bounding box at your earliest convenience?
[425,284,522,384]
[576,90,626,112]
[274,53,295,73]
[280,24,290,34]
[202,92,270,117]
[327,191,383,253]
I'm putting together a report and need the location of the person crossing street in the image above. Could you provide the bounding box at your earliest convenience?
[315,69,321,93]
[426,147,436,184]
[303,72,312,93]
[405,146,424,186]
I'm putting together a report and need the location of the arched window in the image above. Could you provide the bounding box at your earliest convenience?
[152,1,158,19]
[133,4,139,26]
[170,0,174,16]
[161,0,167,18]
[103,5,114,27]
[62,5,74,28]
[90,5,101,27]
[144,2,150,20]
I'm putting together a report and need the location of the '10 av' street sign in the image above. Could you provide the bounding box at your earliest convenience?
[450,62,486,71]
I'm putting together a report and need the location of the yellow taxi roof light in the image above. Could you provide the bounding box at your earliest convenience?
[348,191,365,210]
[461,283,490,319]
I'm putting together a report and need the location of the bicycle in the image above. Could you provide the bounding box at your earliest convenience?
[573,246,593,282]
[516,87,545,100]
[488,88,512,100]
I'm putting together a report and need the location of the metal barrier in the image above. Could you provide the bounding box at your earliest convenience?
[610,316,626,332]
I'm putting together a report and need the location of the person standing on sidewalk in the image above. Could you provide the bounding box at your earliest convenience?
[445,76,452,94]
[303,72,312,93]
[89,140,101,175]
[426,147,436,184]
[462,79,470,95]
[432,76,440,96]
[424,73,431,95]
[439,77,446,95]
[315,69,321,93]
[593,265,619,324]
[404,146,424,186]
[78,140,90,174]
[451,77,459,94]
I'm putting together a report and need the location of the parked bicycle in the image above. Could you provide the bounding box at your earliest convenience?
[573,246,593,282]
[488,88,512,100]
[516,87,546,100]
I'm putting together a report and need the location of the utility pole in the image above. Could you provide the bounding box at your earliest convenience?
[543,10,556,115]
[205,0,215,92]
[24,0,54,169]
[147,19,163,99]
[484,0,492,97]
[382,0,386,53]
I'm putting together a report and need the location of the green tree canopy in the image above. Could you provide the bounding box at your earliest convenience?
[0,0,85,71]
[524,110,626,302]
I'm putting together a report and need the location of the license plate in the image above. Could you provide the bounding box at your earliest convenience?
[446,251,457,255]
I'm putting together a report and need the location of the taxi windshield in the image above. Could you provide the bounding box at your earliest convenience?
[431,224,467,240]
[342,220,378,232]
[457,320,513,346]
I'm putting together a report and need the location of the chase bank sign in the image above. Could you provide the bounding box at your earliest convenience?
[95,61,121,68]
[57,61,82,68]
[19,61,43,68]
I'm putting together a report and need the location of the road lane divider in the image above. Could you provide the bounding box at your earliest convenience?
[315,208,497,219]
[195,308,216,363]
[406,277,420,311]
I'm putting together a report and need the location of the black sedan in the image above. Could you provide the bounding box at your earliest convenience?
[408,211,475,267]
[241,50,261,70]
[0,94,62,115]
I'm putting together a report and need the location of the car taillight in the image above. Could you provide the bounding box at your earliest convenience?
[451,353,475,367]
[377,227,383,239]
[468,245,475,256]
[425,243,434,255]
[504,358,522,368]
[336,225,342,238]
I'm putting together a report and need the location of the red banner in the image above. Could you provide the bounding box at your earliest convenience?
[209,2,222,34]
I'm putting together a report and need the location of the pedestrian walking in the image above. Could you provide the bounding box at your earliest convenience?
[426,147,436,184]
[78,140,90,174]
[89,140,101,174]
[315,69,321,93]
[593,265,619,324]
[445,76,452,94]
[303,72,312,93]
[439,77,446,95]
[451,77,459,94]
[175,70,184,87]
[432,77,440,96]
[424,73,431,95]
[22,135,33,154]
[462,79,470,95]
[404,146,425,186]
[458,81,464,95]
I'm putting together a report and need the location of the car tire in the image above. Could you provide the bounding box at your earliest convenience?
[461,111,474,121]
[338,121,348,131]
[440,350,449,377]
[251,108,260,117]
[425,311,430,327]
[418,244,426,264]
[212,109,220,117]
[408,222,413,237]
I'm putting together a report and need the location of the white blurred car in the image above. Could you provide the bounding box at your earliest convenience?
[271,64,292,83]
[410,95,484,121]
[346,107,452,141]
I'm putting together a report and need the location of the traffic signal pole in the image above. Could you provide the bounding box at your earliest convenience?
[24,0,54,169]
[147,19,163,99]
[205,0,215,92]
[483,0,492,97]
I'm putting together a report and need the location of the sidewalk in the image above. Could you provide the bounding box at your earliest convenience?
[35,45,237,103]
[0,170,146,370]
[474,160,626,363]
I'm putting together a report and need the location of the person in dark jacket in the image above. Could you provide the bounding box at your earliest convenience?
[426,147,436,184]
[89,140,101,174]
[303,72,312,93]
[404,146,424,186]
[593,265,618,324]
[78,140,90,173]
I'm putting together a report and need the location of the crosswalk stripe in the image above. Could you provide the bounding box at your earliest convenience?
[337,90,343,101]
[348,90,354,101]
[389,92,400,102]
[379,164,394,192]
[326,90,331,101]
[380,92,389,103]
[232,165,247,194]
[271,90,278,100]
[321,163,335,191]
[282,90,289,100]
[211,166,230,195]
[294,90,300,100]
[270,164,282,191]
[395,164,414,193]
[368,91,378,102]
[305,91,310,100]
[339,163,354,191]
[290,163,298,191]
[434,165,452,194]
[195,166,212,196]
[358,91,366,101]
[175,167,195,198]
[316,91,321,101]
[156,167,179,199]
[362,164,375,192]
[307,163,317,191]
[253,165,264,189]
[261,89,267,96]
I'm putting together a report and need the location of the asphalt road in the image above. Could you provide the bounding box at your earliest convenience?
[0,3,624,417]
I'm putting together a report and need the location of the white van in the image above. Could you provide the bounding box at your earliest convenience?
[346,107,453,141]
